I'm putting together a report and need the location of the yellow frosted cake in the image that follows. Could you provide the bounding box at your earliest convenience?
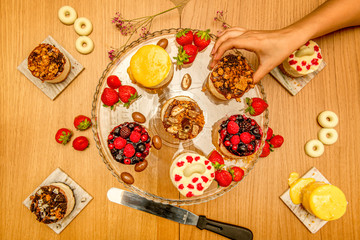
[127,45,174,88]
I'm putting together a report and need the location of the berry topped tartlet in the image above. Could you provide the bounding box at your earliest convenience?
[108,122,151,165]
[28,43,71,83]
[208,54,254,101]
[280,40,323,78]
[214,114,262,159]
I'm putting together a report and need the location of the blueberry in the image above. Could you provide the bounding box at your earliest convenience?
[128,123,135,129]
[236,115,243,121]
[137,143,146,152]
[115,153,123,162]
[113,127,120,136]
[221,123,227,128]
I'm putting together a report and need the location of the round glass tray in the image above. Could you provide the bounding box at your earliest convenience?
[92,28,269,205]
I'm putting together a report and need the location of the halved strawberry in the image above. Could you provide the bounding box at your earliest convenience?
[174,45,198,66]
[193,29,211,51]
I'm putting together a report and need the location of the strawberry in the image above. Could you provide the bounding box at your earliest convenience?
[129,131,141,143]
[208,150,224,169]
[245,97,268,116]
[270,135,284,148]
[107,75,122,89]
[114,137,126,149]
[240,132,252,144]
[118,85,139,108]
[193,29,211,51]
[260,141,271,158]
[101,88,120,109]
[229,166,244,182]
[175,29,193,46]
[266,127,273,140]
[124,144,135,158]
[55,128,72,145]
[72,136,89,151]
[227,120,239,134]
[73,115,92,131]
[174,45,198,66]
[215,170,233,187]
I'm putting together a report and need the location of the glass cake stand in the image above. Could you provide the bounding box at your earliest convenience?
[91,28,269,205]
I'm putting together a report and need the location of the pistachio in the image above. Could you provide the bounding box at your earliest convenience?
[181,73,192,90]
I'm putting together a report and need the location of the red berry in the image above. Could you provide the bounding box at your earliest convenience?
[193,29,211,51]
[305,41,310,46]
[136,152,142,157]
[187,184,194,189]
[289,54,294,58]
[201,176,209,183]
[130,131,141,143]
[197,183,204,191]
[317,53,322,59]
[72,136,89,151]
[134,126,142,132]
[141,134,148,142]
[250,120,256,126]
[266,127,273,140]
[289,60,297,65]
[240,132,252,144]
[114,137,126,149]
[306,65,311,70]
[124,159,131,164]
[230,135,240,145]
[314,45,319,51]
[301,61,306,66]
[232,145,238,151]
[195,156,200,161]
[108,134,114,140]
[178,184,184,190]
[224,140,231,146]
[311,58,319,65]
[229,115,236,121]
[270,135,284,148]
[296,66,302,71]
[176,161,184,167]
[101,88,119,108]
[192,177,198,183]
[215,170,233,187]
[227,121,239,134]
[186,192,194,197]
[247,144,253,151]
[175,174,182,181]
[186,156,193,163]
[109,144,114,150]
[107,75,122,89]
[124,144,135,157]
[175,29,194,46]
[250,135,256,140]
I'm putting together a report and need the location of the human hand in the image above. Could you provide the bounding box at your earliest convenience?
[210,27,307,83]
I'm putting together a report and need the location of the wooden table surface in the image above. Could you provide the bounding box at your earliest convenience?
[1,0,359,239]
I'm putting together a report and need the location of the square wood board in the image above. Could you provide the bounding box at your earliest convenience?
[280,167,330,234]
[17,35,84,100]
[270,61,326,96]
[23,168,93,234]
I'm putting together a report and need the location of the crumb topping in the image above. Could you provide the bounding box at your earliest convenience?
[211,54,254,100]
[28,44,66,81]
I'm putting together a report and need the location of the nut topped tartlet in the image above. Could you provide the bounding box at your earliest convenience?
[30,183,75,224]
[208,54,254,101]
[28,43,71,83]
[160,96,205,140]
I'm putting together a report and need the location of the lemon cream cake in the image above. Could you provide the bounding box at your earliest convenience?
[127,45,174,89]
[280,40,323,78]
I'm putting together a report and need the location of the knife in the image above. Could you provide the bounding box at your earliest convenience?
[107,188,253,240]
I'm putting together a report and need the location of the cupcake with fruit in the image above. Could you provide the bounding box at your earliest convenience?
[213,114,262,159]
[279,40,323,78]
[107,122,151,165]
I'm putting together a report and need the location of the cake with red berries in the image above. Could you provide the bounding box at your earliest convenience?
[160,96,205,140]
[213,114,262,159]
[107,122,151,165]
[280,40,323,78]
[208,54,254,101]
[170,152,215,197]
[30,183,75,224]
[28,43,71,83]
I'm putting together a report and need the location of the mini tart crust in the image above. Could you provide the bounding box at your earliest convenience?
[127,45,173,89]
[28,43,71,83]
[160,96,205,140]
[51,183,75,219]
[208,54,254,101]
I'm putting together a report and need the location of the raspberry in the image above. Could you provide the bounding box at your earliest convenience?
[187,184,194,189]
[305,41,310,46]
[175,174,182,181]
[186,156,193,163]
[314,45,319,51]
[296,66,302,71]
[176,161,185,167]
[120,127,131,138]
[134,126,142,132]
[227,121,239,134]
[178,184,184,190]
[240,132,252,144]
[317,53,322,59]
[306,65,311,70]
[192,177,198,183]
[230,135,240,145]
[201,176,209,183]
[130,131,141,143]
[289,60,297,65]
[301,61,306,66]
[289,54,294,58]
[186,192,194,197]
[311,58,319,65]
[197,183,204,191]
[124,144,135,157]
[114,137,126,149]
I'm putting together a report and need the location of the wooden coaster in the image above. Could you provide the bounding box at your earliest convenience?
[23,168,92,234]
[270,61,326,96]
[17,35,84,100]
[280,167,330,234]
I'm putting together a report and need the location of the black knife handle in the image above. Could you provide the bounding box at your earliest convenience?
[196,215,253,240]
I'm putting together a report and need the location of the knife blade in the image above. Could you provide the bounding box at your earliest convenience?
[107,188,253,240]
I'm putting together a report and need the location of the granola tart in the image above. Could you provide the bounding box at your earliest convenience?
[28,43,71,83]
[160,96,205,140]
[30,183,75,224]
[207,54,254,101]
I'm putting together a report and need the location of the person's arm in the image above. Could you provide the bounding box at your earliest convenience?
[210,0,360,83]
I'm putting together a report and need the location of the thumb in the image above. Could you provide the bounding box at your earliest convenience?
[252,63,271,84]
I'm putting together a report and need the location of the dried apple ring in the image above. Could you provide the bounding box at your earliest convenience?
[58,6,77,25]
[318,128,338,145]
[305,139,324,158]
[75,36,94,54]
[317,111,338,128]
[74,17,93,36]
